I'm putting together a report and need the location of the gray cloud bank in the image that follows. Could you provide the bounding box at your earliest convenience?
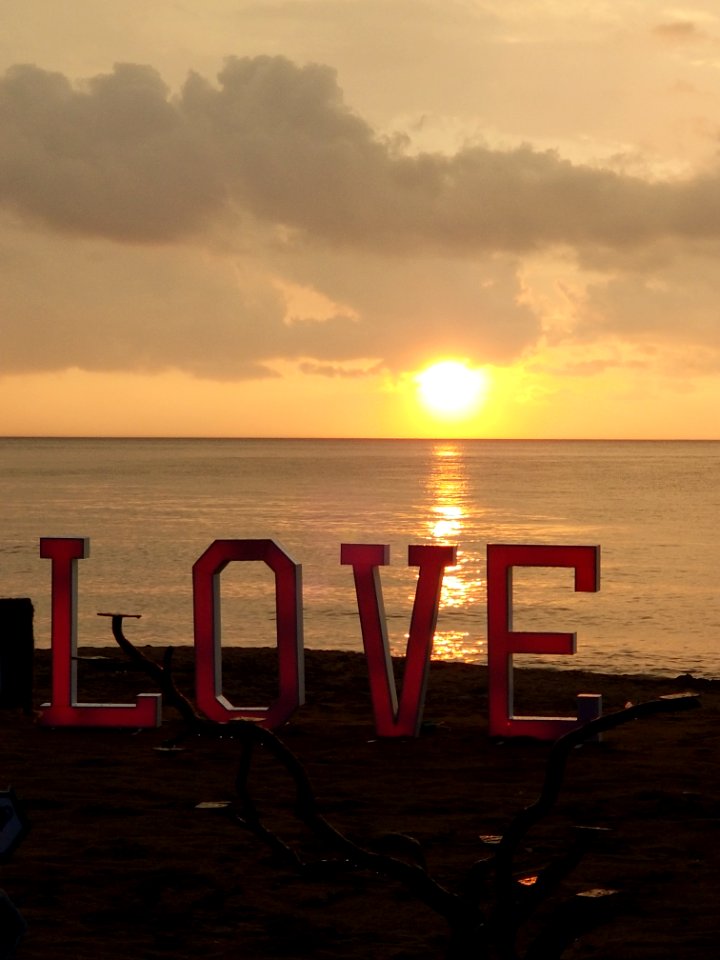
[3,54,720,382]
[2,54,719,255]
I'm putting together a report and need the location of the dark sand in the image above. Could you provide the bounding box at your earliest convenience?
[1,647,719,958]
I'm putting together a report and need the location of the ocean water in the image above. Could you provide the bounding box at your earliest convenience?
[0,437,719,678]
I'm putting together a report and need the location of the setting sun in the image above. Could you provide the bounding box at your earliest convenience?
[416,361,489,418]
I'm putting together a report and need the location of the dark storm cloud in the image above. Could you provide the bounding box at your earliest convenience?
[3,54,720,256]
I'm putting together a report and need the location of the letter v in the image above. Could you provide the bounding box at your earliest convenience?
[341,543,457,736]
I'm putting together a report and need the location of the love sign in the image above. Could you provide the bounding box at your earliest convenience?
[38,537,601,739]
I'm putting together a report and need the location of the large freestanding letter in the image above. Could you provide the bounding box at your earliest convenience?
[39,537,162,727]
[487,544,601,739]
[341,543,457,737]
[192,539,304,728]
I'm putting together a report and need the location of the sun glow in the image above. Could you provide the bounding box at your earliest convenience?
[416,361,489,418]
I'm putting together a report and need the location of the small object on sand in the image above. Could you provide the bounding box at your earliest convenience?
[195,801,232,810]
[577,888,620,899]
[518,875,538,887]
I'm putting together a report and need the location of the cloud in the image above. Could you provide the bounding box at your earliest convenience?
[3,54,720,257]
[0,62,223,242]
[4,53,720,384]
[530,244,720,379]
[580,252,720,347]
[298,361,382,378]
[652,21,708,44]
[0,227,289,378]
[0,213,539,379]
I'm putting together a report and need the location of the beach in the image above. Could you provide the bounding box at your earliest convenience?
[1,647,718,958]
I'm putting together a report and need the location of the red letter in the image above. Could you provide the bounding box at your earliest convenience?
[341,543,457,737]
[192,539,304,728]
[39,538,161,727]
[487,544,601,739]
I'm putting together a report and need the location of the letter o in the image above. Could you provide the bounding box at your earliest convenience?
[192,539,304,729]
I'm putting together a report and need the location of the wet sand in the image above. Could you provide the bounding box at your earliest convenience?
[1,647,718,958]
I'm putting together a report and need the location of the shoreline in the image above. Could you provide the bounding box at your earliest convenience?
[28,644,711,714]
[2,648,718,958]
[27,640,720,682]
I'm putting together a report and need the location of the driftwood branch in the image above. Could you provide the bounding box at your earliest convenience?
[104,616,700,959]
[102,613,236,739]
[104,615,463,921]
[233,719,464,924]
[491,693,700,959]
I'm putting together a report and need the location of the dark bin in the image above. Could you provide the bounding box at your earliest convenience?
[0,599,34,713]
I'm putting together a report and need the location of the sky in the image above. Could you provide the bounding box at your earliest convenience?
[2,1,720,438]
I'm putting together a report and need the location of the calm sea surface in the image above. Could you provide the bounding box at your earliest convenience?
[0,438,718,678]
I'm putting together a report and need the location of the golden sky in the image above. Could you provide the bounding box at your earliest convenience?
[2,1,720,438]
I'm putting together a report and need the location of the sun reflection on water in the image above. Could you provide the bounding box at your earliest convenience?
[430,504,463,540]
[425,443,485,662]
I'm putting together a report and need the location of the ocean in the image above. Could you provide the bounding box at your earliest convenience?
[0,437,718,678]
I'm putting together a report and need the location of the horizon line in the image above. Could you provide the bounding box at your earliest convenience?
[2,435,719,443]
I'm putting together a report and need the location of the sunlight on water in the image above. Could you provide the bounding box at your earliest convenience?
[424,443,486,663]
[430,505,462,540]
[432,629,486,662]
